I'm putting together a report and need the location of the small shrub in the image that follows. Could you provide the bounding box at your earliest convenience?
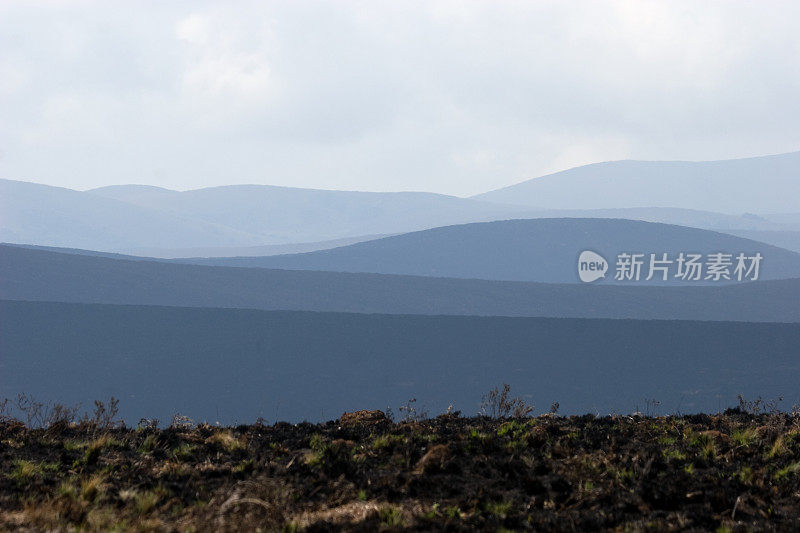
[768,434,791,458]
[398,398,428,422]
[13,393,80,429]
[480,384,534,418]
[135,490,160,514]
[774,461,800,482]
[137,418,159,430]
[8,459,57,482]
[138,434,159,454]
[372,434,405,451]
[737,395,783,416]
[84,435,124,465]
[81,473,106,502]
[484,500,512,518]
[169,442,195,461]
[731,428,759,447]
[169,414,195,430]
[233,459,255,474]
[206,430,244,452]
[379,506,404,527]
[89,397,121,429]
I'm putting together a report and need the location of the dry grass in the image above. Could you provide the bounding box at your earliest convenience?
[3,411,800,530]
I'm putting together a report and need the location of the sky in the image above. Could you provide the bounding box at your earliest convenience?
[1,1,799,197]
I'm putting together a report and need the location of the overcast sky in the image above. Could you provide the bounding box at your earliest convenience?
[1,1,799,196]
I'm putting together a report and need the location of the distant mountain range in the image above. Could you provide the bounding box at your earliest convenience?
[86,183,534,245]
[4,152,799,425]
[474,151,800,213]
[2,151,800,253]
[3,300,799,423]
[121,234,392,259]
[180,219,800,284]
[2,244,798,322]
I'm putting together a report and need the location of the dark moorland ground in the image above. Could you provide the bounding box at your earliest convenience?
[2,402,800,531]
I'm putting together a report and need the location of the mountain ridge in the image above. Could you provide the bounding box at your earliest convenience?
[473,151,800,213]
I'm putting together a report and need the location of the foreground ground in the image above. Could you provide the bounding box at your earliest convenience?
[2,409,800,531]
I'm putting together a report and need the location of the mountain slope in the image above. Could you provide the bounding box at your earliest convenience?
[181,219,800,284]
[0,179,263,250]
[473,151,800,213]
[720,230,800,254]
[2,244,798,322]
[5,168,800,254]
[88,183,535,244]
[3,300,799,423]
[120,234,392,259]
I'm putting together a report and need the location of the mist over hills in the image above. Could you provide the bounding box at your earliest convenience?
[181,219,800,285]
[124,235,392,259]
[722,230,800,254]
[0,179,260,250]
[87,183,535,245]
[3,152,800,254]
[474,151,800,213]
[2,151,800,426]
[2,244,799,322]
[0,178,533,251]
[3,300,798,424]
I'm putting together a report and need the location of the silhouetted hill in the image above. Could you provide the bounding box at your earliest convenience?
[2,244,798,322]
[181,219,800,284]
[474,152,800,213]
[2,300,798,424]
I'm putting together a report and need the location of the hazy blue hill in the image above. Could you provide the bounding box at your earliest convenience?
[120,234,392,259]
[3,236,392,261]
[720,230,800,254]
[2,300,798,424]
[2,244,799,322]
[762,213,800,226]
[7,167,800,253]
[3,243,157,261]
[473,151,800,213]
[181,219,800,284]
[88,183,535,244]
[515,207,800,232]
[2,179,532,252]
[0,179,263,250]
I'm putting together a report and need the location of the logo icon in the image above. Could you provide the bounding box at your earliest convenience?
[578,250,608,283]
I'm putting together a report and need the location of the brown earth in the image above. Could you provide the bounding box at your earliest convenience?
[2,410,800,531]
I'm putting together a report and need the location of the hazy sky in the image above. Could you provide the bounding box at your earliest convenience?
[1,1,799,196]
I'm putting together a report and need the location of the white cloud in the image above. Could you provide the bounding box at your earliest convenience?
[175,13,210,45]
[181,52,271,99]
[0,0,798,195]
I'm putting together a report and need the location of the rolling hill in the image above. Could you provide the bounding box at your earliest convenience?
[720,230,800,254]
[0,179,260,250]
[87,183,535,245]
[6,152,800,254]
[473,151,800,213]
[180,219,800,284]
[2,299,798,424]
[0,179,536,252]
[122,234,392,259]
[1,244,799,322]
